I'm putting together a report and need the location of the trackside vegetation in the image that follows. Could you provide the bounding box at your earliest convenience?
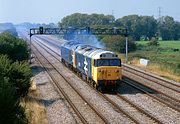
[0,33,31,124]
[99,35,136,53]
[59,13,180,54]
[0,32,29,61]
[128,40,180,81]
[59,13,180,41]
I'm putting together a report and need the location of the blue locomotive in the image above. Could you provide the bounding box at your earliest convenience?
[61,41,122,91]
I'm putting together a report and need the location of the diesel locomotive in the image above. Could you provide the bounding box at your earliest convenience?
[61,42,122,91]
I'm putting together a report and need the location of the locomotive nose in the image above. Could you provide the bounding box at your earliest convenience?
[98,67,121,80]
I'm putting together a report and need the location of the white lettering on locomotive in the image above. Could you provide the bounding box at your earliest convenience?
[84,57,88,75]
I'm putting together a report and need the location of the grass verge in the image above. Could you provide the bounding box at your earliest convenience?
[21,80,48,124]
[122,40,180,82]
[130,58,180,82]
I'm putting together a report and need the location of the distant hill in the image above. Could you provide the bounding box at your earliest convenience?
[0,23,18,36]
[15,22,58,30]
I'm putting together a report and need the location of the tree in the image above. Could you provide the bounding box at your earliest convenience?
[60,13,115,28]
[0,32,29,61]
[158,16,180,40]
[115,15,157,40]
[59,13,180,41]
[0,77,28,124]
[0,33,31,123]
[173,22,180,40]
[115,15,140,40]
[148,37,159,46]
[0,23,18,37]
[140,16,157,40]
[101,35,136,53]
[0,55,31,97]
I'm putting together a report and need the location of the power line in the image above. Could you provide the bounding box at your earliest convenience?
[112,10,114,16]
[158,7,163,23]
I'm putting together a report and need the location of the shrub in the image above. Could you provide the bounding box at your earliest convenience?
[0,32,29,61]
[0,33,31,123]
[0,77,28,124]
[0,55,32,97]
[102,35,136,53]
[148,37,159,46]
[10,61,32,97]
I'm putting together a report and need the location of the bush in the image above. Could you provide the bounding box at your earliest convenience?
[0,32,29,61]
[148,37,159,46]
[0,77,28,124]
[101,35,136,53]
[0,33,31,123]
[10,61,32,97]
[0,55,30,123]
[0,55,32,97]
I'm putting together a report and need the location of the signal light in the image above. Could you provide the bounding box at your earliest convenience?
[86,27,90,34]
[39,27,43,34]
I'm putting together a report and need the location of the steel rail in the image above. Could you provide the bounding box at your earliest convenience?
[116,93,163,124]
[122,79,180,112]
[32,46,88,124]
[122,64,180,93]
[123,72,180,104]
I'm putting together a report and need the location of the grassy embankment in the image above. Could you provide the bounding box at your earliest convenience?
[119,41,180,82]
[21,80,48,124]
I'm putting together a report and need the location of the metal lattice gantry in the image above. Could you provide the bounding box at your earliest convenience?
[29,27,128,63]
[30,27,128,36]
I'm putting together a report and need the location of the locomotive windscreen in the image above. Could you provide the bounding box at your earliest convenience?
[94,59,121,67]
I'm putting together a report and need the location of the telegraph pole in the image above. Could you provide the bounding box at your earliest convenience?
[29,31,32,64]
[158,7,162,23]
[125,29,128,63]
[112,10,114,16]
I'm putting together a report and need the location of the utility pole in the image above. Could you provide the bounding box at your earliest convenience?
[111,10,114,23]
[125,29,128,63]
[29,29,33,64]
[112,10,114,16]
[158,7,162,23]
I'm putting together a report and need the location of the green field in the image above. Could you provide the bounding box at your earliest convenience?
[137,40,180,49]
[128,41,180,81]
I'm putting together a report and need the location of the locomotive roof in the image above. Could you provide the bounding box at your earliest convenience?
[61,41,82,49]
[62,41,119,59]
[74,44,119,59]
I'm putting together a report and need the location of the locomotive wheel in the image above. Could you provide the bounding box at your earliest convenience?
[94,83,97,89]
[97,86,103,93]
[90,80,94,87]
[61,59,64,64]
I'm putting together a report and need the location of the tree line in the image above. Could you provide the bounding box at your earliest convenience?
[59,13,180,41]
[0,23,18,36]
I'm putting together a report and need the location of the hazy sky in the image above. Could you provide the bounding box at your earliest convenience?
[0,0,180,24]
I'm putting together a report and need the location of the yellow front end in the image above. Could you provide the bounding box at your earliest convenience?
[92,66,122,85]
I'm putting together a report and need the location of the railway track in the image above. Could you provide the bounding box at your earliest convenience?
[122,77,180,112]
[32,43,109,124]
[122,65,180,112]
[123,64,180,93]
[34,37,180,109]
[33,37,139,123]
[33,37,168,124]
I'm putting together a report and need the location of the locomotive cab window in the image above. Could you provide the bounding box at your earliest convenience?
[94,59,121,67]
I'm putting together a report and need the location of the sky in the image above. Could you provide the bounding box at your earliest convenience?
[0,0,180,24]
